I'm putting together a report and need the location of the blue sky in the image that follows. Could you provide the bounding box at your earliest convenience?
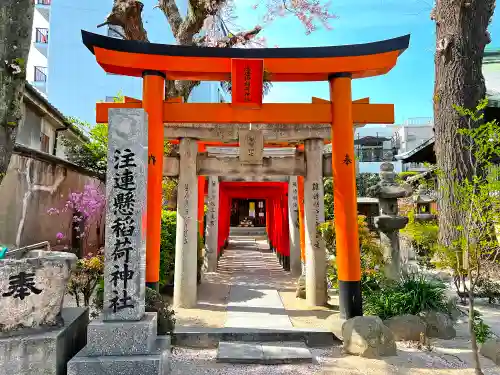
[47,0,499,125]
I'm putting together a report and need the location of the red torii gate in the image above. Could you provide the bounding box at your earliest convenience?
[218,182,289,266]
[82,30,410,318]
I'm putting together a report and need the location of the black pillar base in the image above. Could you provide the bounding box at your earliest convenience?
[338,280,363,319]
[146,281,159,291]
[283,255,290,271]
[278,253,283,265]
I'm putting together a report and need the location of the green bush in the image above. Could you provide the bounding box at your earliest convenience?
[160,210,177,288]
[472,310,493,344]
[160,209,205,288]
[364,273,448,320]
[145,287,176,335]
[92,284,175,335]
[476,278,500,304]
[397,171,420,182]
[320,215,385,291]
[402,211,438,269]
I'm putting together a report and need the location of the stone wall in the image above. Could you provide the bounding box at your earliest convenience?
[0,144,105,255]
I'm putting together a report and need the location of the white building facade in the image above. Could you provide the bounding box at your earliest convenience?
[354,117,434,174]
[27,0,51,96]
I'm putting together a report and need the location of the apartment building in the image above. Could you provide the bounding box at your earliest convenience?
[27,0,52,96]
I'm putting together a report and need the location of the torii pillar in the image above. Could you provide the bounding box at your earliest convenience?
[143,71,165,291]
[330,73,362,318]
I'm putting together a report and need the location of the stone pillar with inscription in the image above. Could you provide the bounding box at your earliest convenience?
[204,176,220,272]
[303,139,327,307]
[68,108,171,375]
[173,137,199,308]
[288,176,301,276]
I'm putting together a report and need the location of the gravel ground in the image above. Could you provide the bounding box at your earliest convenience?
[170,347,332,375]
[170,341,500,375]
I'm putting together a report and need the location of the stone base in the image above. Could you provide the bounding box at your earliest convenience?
[68,314,171,375]
[0,307,89,375]
[86,313,157,356]
[67,337,171,375]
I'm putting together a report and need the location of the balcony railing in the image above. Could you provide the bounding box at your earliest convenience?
[34,0,51,5]
[34,66,47,83]
[35,28,49,44]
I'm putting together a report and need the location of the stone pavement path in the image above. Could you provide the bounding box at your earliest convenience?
[221,237,294,329]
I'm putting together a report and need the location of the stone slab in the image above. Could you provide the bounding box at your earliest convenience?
[262,342,313,364]
[103,108,148,322]
[86,313,157,356]
[216,342,264,363]
[225,287,293,329]
[173,327,338,348]
[0,307,89,375]
[216,341,313,364]
[67,336,171,375]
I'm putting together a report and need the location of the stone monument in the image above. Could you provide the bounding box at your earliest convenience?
[67,108,171,375]
[368,162,411,280]
[0,249,89,375]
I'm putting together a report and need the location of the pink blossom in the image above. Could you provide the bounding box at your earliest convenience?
[56,232,64,240]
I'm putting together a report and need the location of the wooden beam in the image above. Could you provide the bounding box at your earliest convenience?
[163,124,332,142]
[311,97,330,104]
[163,154,340,177]
[353,97,370,104]
[312,97,370,104]
[198,154,306,176]
[97,102,394,125]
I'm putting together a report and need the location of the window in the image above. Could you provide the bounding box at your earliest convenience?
[40,132,50,153]
[34,66,47,82]
[35,28,49,44]
[34,0,51,4]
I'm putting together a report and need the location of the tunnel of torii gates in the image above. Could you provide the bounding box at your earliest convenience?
[82,30,410,319]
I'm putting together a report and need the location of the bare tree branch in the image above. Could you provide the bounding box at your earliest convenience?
[160,0,228,45]
[213,25,262,47]
[157,0,183,37]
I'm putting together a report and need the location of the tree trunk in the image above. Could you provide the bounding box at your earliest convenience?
[433,0,495,248]
[0,0,35,185]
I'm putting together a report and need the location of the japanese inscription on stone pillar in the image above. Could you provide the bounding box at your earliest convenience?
[291,180,299,230]
[104,108,147,321]
[239,129,264,164]
[312,182,321,250]
[183,183,190,245]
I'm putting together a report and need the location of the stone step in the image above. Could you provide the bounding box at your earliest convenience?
[216,341,313,365]
[229,227,267,236]
[173,327,339,348]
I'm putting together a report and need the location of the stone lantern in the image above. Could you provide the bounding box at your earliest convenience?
[368,163,412,280]
[413,184,437,222]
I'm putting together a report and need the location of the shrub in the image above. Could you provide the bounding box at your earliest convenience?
[92,286,176,335]
[402,211,438,269]
[67,250,104,307]
[363,273,448,320]
[160,209,205,288]
[145,287,176,335]
[319,215,385,290]
[472,310,493,344]
[476,278,500,304]
[160,210,177,288]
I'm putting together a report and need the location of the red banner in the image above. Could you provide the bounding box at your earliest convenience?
[231,59,264,108]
